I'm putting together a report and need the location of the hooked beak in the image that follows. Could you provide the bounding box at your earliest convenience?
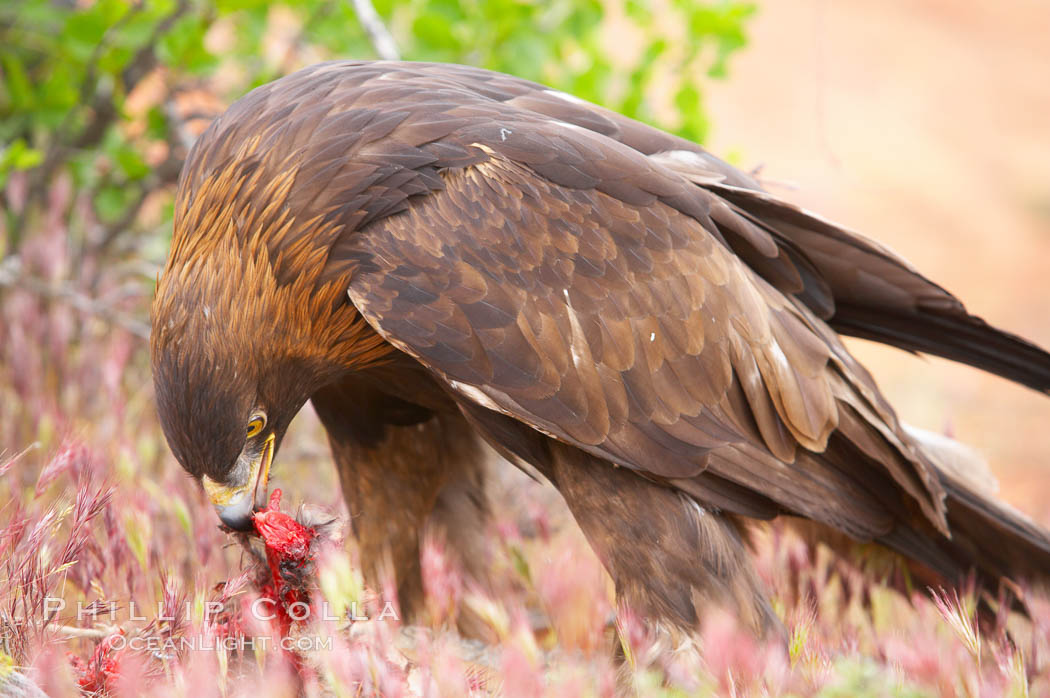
[202,433,275,531]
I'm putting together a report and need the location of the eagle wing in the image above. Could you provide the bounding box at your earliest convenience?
[428,63,1050,393]
[457,64,1050,393]
[340,109,948,539]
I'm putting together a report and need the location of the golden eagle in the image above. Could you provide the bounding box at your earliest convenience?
[151,61,1050,636]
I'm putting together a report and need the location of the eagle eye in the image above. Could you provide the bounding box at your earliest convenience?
[246,412,266,438]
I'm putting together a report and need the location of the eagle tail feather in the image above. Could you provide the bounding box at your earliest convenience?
[831,304,1050,395]
[939,474,1050,592]
[873,449,1050,621]
[702,182,1050,394]
[908,423,1050,590]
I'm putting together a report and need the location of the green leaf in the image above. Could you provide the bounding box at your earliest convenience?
[1,139,43,172]
[62,7,110,61]
[674,81,709,143]
[146,106,169,140]
[158,15,215,75]
[114,146,150,180]
[96,183,136,222]
[625,0,652,23]
[412,12,457,51]
[0,54,35,111]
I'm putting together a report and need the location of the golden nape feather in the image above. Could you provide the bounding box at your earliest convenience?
[151,61,1050,639]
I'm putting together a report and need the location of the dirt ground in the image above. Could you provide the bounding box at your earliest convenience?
[702,0,1050,520]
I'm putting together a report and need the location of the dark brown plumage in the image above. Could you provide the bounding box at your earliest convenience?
[151,61,1050,638]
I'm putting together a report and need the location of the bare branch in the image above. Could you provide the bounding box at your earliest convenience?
[0,257,150,340]
[347,0,400,61]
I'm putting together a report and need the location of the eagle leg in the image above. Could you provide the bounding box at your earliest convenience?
[549,442,784,640]
[311,376,493,633]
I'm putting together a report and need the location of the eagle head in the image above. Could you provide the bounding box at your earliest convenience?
[150,122,392,530]
[150,296,313,530]
[150,248,347,531]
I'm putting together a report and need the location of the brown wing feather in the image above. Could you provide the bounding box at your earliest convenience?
[342,140,948,538]
[381,62,1050,394]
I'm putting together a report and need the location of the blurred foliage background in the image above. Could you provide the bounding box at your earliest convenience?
[0,0,752,260]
